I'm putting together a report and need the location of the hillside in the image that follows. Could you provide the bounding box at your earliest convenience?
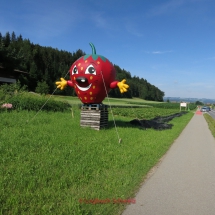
[0,31,164,101]
[164,97,215,104]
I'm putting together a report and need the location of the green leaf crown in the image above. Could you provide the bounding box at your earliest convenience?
[83,43,106,62]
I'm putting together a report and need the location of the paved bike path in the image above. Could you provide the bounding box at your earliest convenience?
[122,112,215,215]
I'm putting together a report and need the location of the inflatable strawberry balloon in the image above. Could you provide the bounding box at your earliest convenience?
[56,43,129,104]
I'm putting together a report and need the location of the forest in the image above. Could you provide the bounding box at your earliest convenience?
[0,31,164,101]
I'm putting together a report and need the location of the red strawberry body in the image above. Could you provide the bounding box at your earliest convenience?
[67,44,118,104]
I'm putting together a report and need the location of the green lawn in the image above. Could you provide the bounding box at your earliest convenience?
[204,113,215,137]
[0,106,194,215]
[52,95,163,107]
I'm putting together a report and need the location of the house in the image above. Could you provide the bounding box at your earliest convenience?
[0,66,28,84]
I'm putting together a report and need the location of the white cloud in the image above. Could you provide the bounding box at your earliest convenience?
[91,13,108,29]
[145,50,173,54]
[153,50,173,54]
[125,22,144,37]
[90,12,123,34]
[147,0,186,17]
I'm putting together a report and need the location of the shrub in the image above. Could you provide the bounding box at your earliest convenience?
[7,92,71,112]
[0,81,27,104]
[0,82,70,112]
[35,81,49,95]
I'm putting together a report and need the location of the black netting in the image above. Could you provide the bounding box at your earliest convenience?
[130,112,187,130]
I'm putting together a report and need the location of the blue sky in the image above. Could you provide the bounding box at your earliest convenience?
[1,0,215,99]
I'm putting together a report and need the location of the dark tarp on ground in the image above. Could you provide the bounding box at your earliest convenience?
[130,112,187,130]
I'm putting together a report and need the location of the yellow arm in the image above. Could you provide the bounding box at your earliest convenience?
[56,78,67,90]
[117,79,129,93]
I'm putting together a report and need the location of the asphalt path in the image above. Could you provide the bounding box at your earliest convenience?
[122,112,215,215]
[208,110,215,119]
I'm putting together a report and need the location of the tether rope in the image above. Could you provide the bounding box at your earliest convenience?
[101,71,121,143]
[30,70,70,122]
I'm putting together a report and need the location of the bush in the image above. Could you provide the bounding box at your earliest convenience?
[0,81,27,104]
[0,88,6,103]
[35,81,49,95]
[0,82,70,112]
[7,92,71,112]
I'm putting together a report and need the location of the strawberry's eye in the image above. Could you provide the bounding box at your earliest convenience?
[72,66,78,75]
[85,65,96,75]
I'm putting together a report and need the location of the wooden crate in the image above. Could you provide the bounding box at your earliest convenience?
[80,104,108,130]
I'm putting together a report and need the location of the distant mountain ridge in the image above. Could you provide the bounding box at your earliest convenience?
[164,97,215,104]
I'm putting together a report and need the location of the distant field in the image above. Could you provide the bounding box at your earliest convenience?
[52,95,151,106]
[53,95,174,106]
[52,95,196,111]
[51,95,81,105]
[103,97,164,105]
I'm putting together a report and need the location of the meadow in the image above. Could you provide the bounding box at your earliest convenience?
[204,113,215,137]
[0,93,195,215]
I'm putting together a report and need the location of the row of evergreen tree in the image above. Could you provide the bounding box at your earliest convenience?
[0,31,164,101]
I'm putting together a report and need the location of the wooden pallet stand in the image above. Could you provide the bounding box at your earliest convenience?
[80,104,108,130]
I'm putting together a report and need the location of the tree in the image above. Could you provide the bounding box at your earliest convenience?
[195,101,204,105]
[0,40,6,66]
[35,81,49,94]
[17,34,23,42]
[4,32,11,47]
[11,31,16,42]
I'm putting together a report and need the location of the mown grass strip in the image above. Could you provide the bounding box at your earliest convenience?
[0,109,193,215]
[204,113,215,137]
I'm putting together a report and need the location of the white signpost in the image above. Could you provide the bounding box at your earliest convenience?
[180,102,187,111]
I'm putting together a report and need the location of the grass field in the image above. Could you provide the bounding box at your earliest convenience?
[0,100,194,215]
[52,96,164,107]
[204,113,215,137]
[52,95,196,110]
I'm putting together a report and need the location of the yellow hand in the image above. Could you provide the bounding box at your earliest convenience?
[56,78,67,90]
[117,79,129,93]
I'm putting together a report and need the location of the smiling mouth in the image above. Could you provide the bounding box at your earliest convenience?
[75,83,92,91]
